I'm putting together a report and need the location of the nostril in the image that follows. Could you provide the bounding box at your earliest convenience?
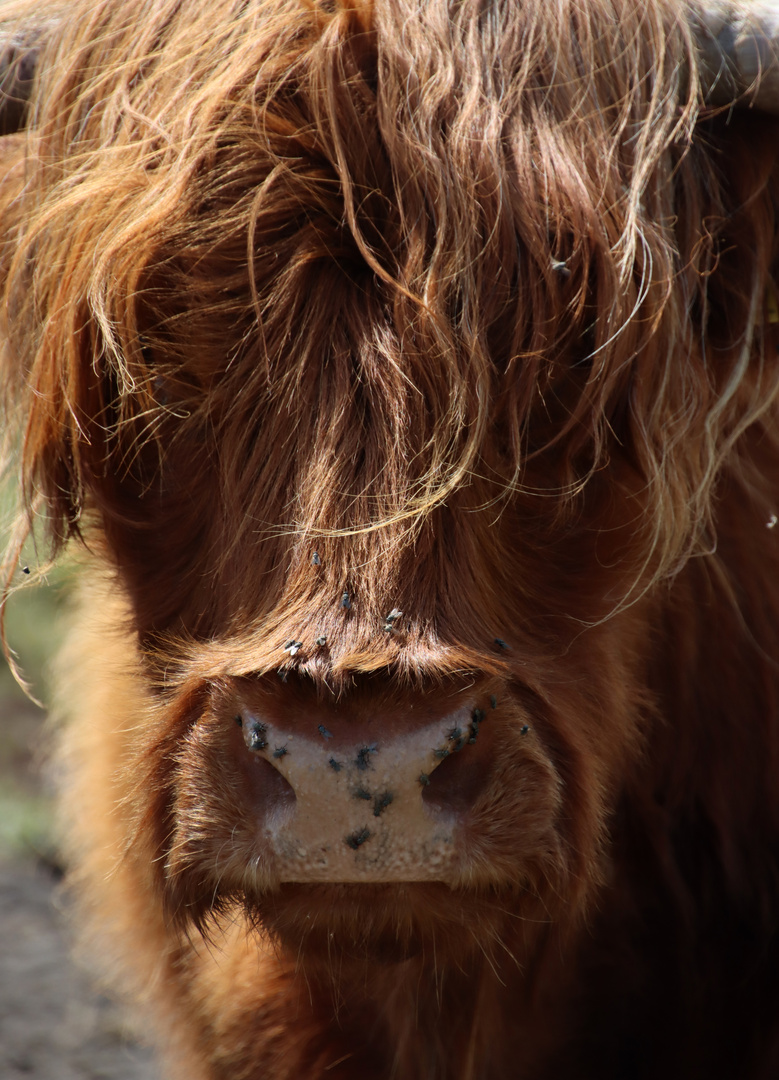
[422,735,493,814]
[241,750,296,821]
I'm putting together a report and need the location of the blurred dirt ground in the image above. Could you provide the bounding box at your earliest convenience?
[0,857,158,1080]
[0,552,159,1079]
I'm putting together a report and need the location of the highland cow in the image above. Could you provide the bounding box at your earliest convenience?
[3,0,779,1076]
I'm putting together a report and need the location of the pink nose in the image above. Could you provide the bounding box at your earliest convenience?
[232,691,498,885]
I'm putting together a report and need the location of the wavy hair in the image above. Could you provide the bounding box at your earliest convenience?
[0,0,773,682]
[2,4,779,1075]
[1,0,777,619]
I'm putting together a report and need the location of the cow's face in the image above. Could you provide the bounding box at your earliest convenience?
[121,442,654,965]
[2,0,777,970]
[133,631,649,969]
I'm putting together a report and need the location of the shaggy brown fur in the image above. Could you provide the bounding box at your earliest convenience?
[3,0,779,1076]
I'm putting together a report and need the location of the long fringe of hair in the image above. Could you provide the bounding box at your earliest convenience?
[1,0,778,604]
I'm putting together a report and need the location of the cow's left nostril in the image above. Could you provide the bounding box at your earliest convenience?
[421,737,492,814]
[422,706,496,815]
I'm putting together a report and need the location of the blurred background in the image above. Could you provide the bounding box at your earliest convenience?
[0,492,69,866]
[0,482,157,1079]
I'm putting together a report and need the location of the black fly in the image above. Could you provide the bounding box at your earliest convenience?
[345,828,371,850]
[246,722,267,751]
[470,707,486,743]
[448,727,466,752]
[355,745,378,770]
[382,608,403,632]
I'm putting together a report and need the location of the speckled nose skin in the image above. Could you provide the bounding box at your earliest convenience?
[233,695,497,885]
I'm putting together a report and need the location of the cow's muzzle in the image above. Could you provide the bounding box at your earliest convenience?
[231,687,499,885]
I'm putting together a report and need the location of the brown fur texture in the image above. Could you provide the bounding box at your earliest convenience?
[3,0,779,1076]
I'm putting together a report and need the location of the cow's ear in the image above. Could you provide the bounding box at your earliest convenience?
[693,0,779,270]
[0,23,190,563]
[688,2,779,415]
[0,33,80,556]
[0,24,125,553]
[691,104,779,295]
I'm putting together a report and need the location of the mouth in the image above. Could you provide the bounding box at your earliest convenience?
[237,880,537,967]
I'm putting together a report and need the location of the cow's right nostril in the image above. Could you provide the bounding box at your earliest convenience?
[241,746,296,823]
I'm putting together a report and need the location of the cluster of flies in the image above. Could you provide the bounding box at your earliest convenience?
[236,689,530,855]
[333,733,392,851]
[233,550,525,852]
[415,694,528,786]
[275,552,512,666]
